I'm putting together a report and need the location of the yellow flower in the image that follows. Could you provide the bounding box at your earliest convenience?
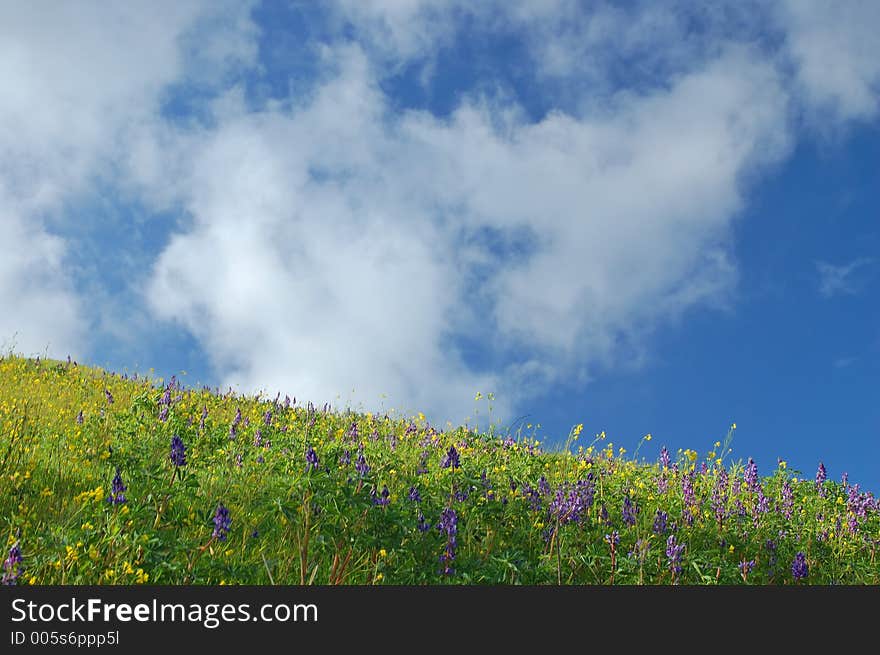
[644,434,652,441]
[375,573,384,582]
[135,569,149,584]
[728,545,735,555]
[379,549,387,558]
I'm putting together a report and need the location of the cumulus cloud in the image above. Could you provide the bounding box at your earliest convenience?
[0,1,257,357]
[143,39,792,425]
[777,0,880,124]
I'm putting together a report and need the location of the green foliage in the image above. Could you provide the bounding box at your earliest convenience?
[1,354,878,585]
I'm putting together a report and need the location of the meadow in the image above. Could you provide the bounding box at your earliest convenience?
[1,354,877,585]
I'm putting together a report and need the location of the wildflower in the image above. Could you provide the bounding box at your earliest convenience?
[738,560,756,580]
[339,450,351,466]
[158,405,169,422]
[666,535,685,580]
[76,410,84,425]
[199,405,207,431]
[538,476,551,495]
[417,511,431,532]
[791,552,808,580]
[170,434,186,468]
[263,410,272,426]
[305,447,319,472]
[604,531,620,546]
[780,479,794,520]
[408,486,421,503]
[212,504,232,541]
[653,510,668,535]
[816,462,827,496]
[107,468,126,505]
[437,508,458,575]
[659,446,671,469]
[628,539,650,563]
[622,495,638,527]
[744,458,758,492]
[371,485,391,506]
[104,389,114,405]
[712,467,728,524]
[440,445,460,470]
[2,542,24,586]
[355,452,370,477]
[682,471,696,507]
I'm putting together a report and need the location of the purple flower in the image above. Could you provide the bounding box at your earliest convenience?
[212,504,232,541]
[158,405,169,422]
[437,508,458,575]
[229,408,242,439]
[665,535,685,577]
[107,468,126,505]
[339,450,351,466]
[744,458,759,493]
[622,495,638,527]
[263,410,272,426]
[355,452,370,477]
[780,478,794,520]
[170,434,186,468]
[682,472,696,507]
[408,486,421,503]
[738,560,756,577]
[199,406,207,431]
[538,476,551,496]
[2,542,23,585]
[659,446,671,469]
[712,468,728,523]
[440,445,460,470]
[815,462,827,487]
[791,552,808,580]
[305,447,319,472]
[104,389,114,405]
[371,485,391,506]
[653,509,668,534]
[417,511,431,532]
[604,531,620,546]
[76,410,84,425]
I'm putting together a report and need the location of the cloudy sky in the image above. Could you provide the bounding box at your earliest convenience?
[2,1,878,489]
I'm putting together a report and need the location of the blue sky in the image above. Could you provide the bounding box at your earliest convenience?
[1,1,878,491]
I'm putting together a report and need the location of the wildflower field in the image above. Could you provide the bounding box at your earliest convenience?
[1,355,878,585]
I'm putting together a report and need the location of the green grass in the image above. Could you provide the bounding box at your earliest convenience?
[1,354,877,585]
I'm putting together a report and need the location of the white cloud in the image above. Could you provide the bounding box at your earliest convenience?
[144,42,791,425]
[777,0,880,124]
[0,1,257,358]
[816,258,874,298]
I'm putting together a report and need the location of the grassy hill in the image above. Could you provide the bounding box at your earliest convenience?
[1,354,877,585]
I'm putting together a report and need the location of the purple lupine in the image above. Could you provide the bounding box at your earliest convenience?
[656,472,668,494]
[158,405,169,422]
[355,452,370,477]
[659,446,671,470]
[744,458,759,492]
[780,479,794,520]
[371,485,391,506]
[408,486,421,503]
[339,450,351,466]
[754,485,770,520]
[416,449,430,475]
[628,539,650,562]
[815,462,827,487]
[538,476,551,496]
[417,511,431,532]
[76,410,84,425]
[229,408,242,439]
[738,560,756,579]
[599,503,609,524]
[653,509,668,535]
[604,531,620,546]
[212,504,232,541]
[440,445,460,470]
[2,542,23,585]
[170,434,186,468]
[841,472,849,489]
[682,471,696,507]
[107,468,127,505]
[523,484,542,512]
[104,389,114,405]
[263,410,272,426]
[199,406,207,431]
[253,429,263,447]
[665,535,685,579]
[437,507,458,575]
[305,447,319,472]
[622,495,638,527]
[791,552,808,580]
[549,478,594,526]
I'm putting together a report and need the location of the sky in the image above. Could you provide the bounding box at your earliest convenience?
[1,0,878,491]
